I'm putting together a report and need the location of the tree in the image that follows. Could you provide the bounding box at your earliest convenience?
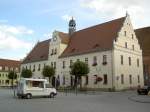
[21,69,32,78]
[70,61,89,88]
[8,71,17,88]
[42,65,55,83]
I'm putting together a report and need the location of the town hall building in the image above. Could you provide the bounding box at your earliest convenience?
[21,14,144,90]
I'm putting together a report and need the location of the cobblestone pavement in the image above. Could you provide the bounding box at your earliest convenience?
[0,89,149,112]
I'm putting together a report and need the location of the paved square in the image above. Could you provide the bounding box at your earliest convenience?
[0,89,149,112]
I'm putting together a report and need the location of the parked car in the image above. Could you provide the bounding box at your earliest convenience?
[16,78,57,99]
[137,86,150,95]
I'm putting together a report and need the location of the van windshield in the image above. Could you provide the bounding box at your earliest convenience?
[46,84,53,88]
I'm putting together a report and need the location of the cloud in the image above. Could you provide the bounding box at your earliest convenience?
[0,24,34,51]
[62,14,72,22]
[0,24,34,35]
[80,0,150,28]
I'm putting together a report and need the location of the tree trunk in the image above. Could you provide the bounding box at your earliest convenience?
[49,77,51,83]
[74,75,77,89]
[79,76,82,89]
[11,79,13,89]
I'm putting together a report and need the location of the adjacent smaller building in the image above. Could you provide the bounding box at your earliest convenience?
[135,27,150,86]
[0,59,21,87]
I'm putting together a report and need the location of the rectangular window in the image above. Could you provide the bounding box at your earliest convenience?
[129,57,131,66]
[103,74,108,85]
[125,42,127,48]
[38,64,40,71]
[132,34,134,39]
[129,75,132,84]
[124,31,126,36]
[93,56,97,66]
[63,61,65,69]
[51,62,53,67]
[121,55,123,65]
[51,49,54,55]
[54,48,57,54]
[70,60,73,68]
[33,65,35,72]
[63,76,65,85]
[54,62,56,69]
[137,59,139,67]
[103,55,107,65]
[132,45,134,50]
[29,65,31,70]
[85,58,88,65]
[138,75,140,83]
[121,74,124,84]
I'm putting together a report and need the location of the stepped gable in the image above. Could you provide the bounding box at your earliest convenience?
[58,32,70,44]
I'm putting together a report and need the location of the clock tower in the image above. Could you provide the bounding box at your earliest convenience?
[69,17,76,36]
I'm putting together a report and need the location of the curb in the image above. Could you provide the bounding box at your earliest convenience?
[128,95,150,103]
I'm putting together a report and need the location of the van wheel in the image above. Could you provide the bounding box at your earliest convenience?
[50,93,54,98]
[26,93,32,99]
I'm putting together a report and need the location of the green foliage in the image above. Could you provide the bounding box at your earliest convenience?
[8,71,17,88]
[8,71,17,80]
[70,61,89,77]
[21,69,32,78]
[42,65,55,79]
[70,61,89,88]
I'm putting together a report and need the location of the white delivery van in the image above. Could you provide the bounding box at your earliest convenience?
[16,78,57,99]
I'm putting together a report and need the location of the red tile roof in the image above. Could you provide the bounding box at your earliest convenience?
[22,39,51,64]
[135,27,150,56]
[0,58,21,68]
[60,17,125,57]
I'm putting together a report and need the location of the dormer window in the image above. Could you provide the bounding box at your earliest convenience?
[71,48,75,53]
[93,44,99,48]
[40,55,44,58]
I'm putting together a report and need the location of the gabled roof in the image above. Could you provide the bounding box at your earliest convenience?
[58,32,69,44]
[0,59,21,68]
[60,17,125,58]
[22,39,51,64]
[135,27,150,56]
